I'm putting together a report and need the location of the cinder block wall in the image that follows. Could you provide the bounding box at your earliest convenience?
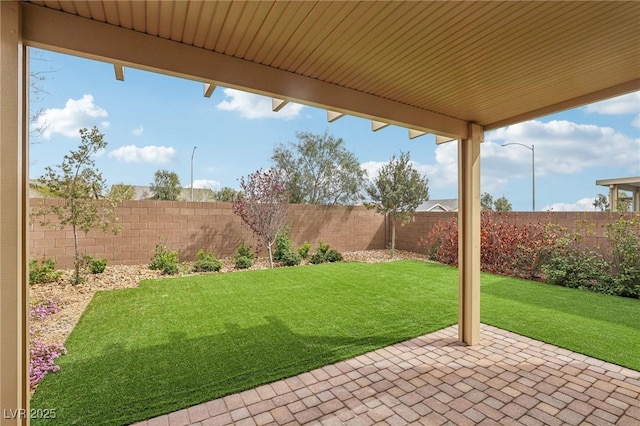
[29,199,387,268]
[394,211,638,254]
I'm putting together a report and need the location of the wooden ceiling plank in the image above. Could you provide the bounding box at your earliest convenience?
[130,0,146,33]
[157,0,175,39]
[181,1,205,45]
[115,0,133,30]
[169,0,189,42]
[145,1,160,37]
[230,2,274,58]
[86,0,106,22]
[202,1,231,51]
[243,1,289,61]
[254,2,316,65]
[278,2,359,72]
[299,2,390,78]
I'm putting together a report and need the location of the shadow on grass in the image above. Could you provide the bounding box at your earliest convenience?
[481,274,640,330]
[31,315,432,426]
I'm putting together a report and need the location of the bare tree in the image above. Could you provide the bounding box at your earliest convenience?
[232,169,289,268]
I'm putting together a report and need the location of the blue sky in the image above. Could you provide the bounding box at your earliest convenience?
[29,48,639,211]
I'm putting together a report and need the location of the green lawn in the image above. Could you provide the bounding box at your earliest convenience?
[31,260,640,425]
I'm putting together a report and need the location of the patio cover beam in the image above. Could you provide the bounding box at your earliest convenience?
[0,2,29,424]
[19,2,469,140]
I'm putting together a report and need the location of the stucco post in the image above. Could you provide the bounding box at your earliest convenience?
[0,1,29,424]
[457,123,483,345]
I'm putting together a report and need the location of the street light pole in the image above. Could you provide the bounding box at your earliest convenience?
[190,146,197,201]
[502,142,535,211]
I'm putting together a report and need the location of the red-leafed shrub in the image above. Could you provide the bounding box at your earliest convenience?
[419,213,552,280]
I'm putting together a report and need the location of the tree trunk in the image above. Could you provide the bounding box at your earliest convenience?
[72,223,80,285]
[391,216,396,258]
[267,244,274,269]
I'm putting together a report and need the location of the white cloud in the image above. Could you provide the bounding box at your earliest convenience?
[632,114,640,128]
[34,94,109,139]
[216,88,304,120]
[542,197,595,212]
[584,92,640,115]
[108,145,176,164]
[191,179,222,190]
[363,119,639,195]
[132,125,144,136]
[486,120,639,178]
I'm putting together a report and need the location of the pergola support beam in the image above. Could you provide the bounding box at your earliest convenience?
[457,123,483,345]
[0,1,29,424]
[113,63,124,81]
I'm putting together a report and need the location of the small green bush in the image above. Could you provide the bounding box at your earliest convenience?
[234,256,253,269]
[29,258,62,284]
[273,229,301,266]
[542,249,612,292]
[298,241,312,260]
[149,241,179,275]
[309,241,343,265]
[193,249,222,273]
[85,255,107,274]
[234,242,254,269]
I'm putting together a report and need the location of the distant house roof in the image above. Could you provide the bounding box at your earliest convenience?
[416,199,458,212]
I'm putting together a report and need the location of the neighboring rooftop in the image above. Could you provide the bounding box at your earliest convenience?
[596,176,640,212]
[416,199,458,212]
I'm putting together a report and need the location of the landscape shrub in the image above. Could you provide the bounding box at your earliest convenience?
[273,229,301,266]
[149,240,179,275]
[420,213,550,279]
[85,255,107,274]
[29,257,62,285]
[234,242,254,269]
[606,216,640,298]
[192,249,222,273]
[421,213,640,299]
[298,241,312,260]
[309,241,343,264]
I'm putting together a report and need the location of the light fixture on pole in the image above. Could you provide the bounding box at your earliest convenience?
[190,146,197,201]
[501,142,535,211]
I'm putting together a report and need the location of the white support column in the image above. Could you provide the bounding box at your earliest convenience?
[609,186,618,212]
[457,123,483,345]
[0,2,29,424]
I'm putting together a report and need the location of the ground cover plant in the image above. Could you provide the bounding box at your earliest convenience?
[31,261,640,425]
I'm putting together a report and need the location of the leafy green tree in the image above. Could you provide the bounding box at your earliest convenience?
[32,127,120,284]
[494,196,512,212]
[481,192,512,211]
[109,183,135,201]
[150,169,181,201]
[593,193,609,212]
[272,131,366,205]
[365,151,429,257]
[215,186,242,202]
[481,192,494,210]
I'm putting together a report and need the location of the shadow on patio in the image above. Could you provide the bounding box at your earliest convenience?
[134,324,640,426]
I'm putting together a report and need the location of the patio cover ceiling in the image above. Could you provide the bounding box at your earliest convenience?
[22,0,640,139]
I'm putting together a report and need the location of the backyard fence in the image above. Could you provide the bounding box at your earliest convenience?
[29,198,637,269]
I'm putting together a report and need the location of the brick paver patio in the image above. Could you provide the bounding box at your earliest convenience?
[133,324,640,425]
